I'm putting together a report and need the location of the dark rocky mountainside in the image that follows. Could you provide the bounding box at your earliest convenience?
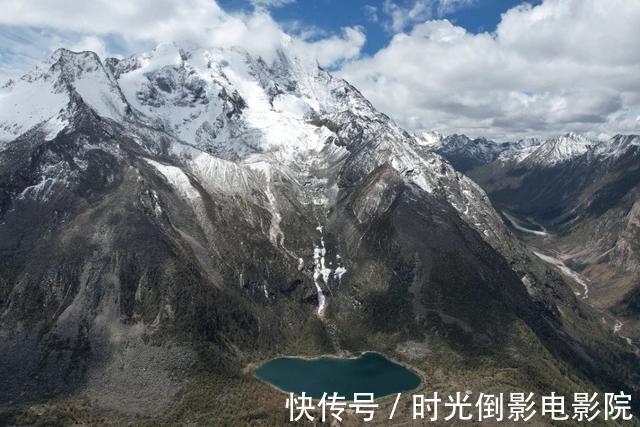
[420,133,507,173]
[438,131,640,356]
[1,47,638,424]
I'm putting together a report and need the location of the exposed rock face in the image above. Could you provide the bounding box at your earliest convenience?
[1,46,638,420]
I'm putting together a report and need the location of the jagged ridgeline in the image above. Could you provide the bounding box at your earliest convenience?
[0,45,638,423]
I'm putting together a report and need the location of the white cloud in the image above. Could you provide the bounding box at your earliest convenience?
[0,0,363,80]
[383,0,431,32]
[69,36,117,60]
[381,0,475,32]
[364,5,379,23]
[0,0,284,58]
[0,26,127,81]
[303,27,366,68]
[251,0,296,8]
[340,0,640,140]
[436,0,475,16]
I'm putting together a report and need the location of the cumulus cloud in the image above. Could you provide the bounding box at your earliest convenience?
[340,0,640,139]
[304,27,366,68]
[0,0,363,79]
[381,0,475,32]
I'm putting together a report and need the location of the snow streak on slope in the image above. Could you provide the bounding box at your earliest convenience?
[309,225,348,317]
[168,142,260,195]
[533,251,589,299]
[502,211,548,236]
[614,320,634,347]
[144,158,201,202]
[312,227,329,317]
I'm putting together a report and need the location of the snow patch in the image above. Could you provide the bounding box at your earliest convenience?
[308,227,348,317]
[614,320,634,347]
[334,266,347,281]
[521,274,535,295]
[533,251,589,299]
[503,211,548,236]
[19,176,57,201]
[44,115,69,141]
[144,158,200,202]
[0,78,68,142]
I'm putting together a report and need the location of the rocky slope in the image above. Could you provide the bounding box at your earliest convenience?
[1,46,638,423]
[437,131,640,350]
[416,132,504,173]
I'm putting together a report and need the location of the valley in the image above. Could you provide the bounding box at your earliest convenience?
[434,132,640,351]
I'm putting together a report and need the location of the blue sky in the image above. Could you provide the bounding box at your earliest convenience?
[218,0,542,56]
[0,0,638,139]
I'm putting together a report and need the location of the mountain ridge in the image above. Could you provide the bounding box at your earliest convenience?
[1,46,639,424]
[427,130,640,171]
[434,127,640,359]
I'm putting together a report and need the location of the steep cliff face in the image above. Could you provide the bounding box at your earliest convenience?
[1,46,638,422]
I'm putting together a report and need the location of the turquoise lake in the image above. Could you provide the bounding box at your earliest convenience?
[255,352,421,399]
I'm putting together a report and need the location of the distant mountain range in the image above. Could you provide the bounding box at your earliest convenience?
[432,130,640,351]
[0,45,638,423]
[419,131,640,172]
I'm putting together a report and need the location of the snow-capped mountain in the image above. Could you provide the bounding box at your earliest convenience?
[521,132,599,166]
[457,130,640,351]
[415,132,509,172]
[434,134,504,172]
[416,132,547,172]
[595,134,640,158]
[1,45,637,421]
[430,132,600,172]
[414,130,443,147]
[0,49,130,144]
[495,137,544,162]
[0,44,511,250]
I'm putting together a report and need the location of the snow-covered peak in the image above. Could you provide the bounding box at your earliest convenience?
[522,133,597,166]
[415,130,443,147]
[595,134,640,158]
[0,42,516,258]
[494,133,639,166]
[496,137,543,162]
[49,48,100,69]
[443,134,493,149]
[434,134,504,166]
[110,44,375,163]
[0,48,130,143]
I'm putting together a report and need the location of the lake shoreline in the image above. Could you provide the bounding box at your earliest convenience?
[246,350,427,402]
